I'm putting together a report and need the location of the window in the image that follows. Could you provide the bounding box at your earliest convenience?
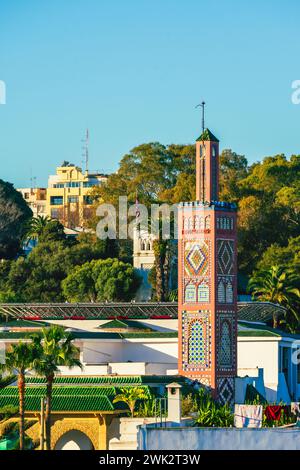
[68,196,79,203]
[198,283,209,302]
[66,182,80,188]
[83,195,93,205]
[53,183,65,188]
[185,284,196,303]
[51,208,63,219]
[50,196,63,205]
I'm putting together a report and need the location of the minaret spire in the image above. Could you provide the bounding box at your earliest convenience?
[195,103,219,203]
[195,101,206,135]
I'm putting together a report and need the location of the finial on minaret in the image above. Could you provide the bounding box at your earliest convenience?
[196,101,206,134]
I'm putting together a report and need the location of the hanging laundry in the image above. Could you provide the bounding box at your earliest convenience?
[291,402,300,416]
[264,405,284,421]
[234,405,263,428]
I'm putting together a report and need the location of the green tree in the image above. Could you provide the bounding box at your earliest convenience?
[248,266,300,330]
[24,215,52,242]
[0,342,37,450]
[219,149,248,202]
[113,387,149,417]
[32,326,82,450]
[257,236,300,274]
[0,180,32,259]
[62,258,140,302]
[37,219,68,244]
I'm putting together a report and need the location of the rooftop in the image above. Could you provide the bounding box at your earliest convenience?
[196,128,219,142]
[0,301,286,323]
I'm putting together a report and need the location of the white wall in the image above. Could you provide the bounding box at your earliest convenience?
[138,426,300,450]
[237,338,279,401]
[81,339,178,365]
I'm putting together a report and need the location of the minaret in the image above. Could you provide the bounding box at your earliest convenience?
[177,118,238,405]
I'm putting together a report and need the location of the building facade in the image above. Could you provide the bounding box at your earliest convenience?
[177,129,238,404]
[18,187,47,217]
[46,163,107,228]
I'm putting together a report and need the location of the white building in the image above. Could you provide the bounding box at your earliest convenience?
[17,187,47,217]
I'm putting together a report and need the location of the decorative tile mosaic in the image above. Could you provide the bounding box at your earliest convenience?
[219,321,231,366]
[184,283,197,302]
[198,282,209,302]
[181,310,211,372]
[216,313,237,372]
[188,321,205,365]
[226,281,233,303]
[217,217,234,230]
[217,279,226,303]
[184,241,210,277]
[217,240,234,275]
[205,216,210,229]
[217,276,234,304]
[217,377,235,406]
[189,376,211,388]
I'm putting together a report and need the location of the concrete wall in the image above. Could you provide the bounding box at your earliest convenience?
[237,338,279,401]
[138,426,300,450]
[108,418,158,450]
[81,339,178,365]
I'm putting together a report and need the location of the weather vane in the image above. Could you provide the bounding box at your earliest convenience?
[195,101,205,133]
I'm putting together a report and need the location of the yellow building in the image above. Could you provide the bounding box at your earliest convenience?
[46,162,107,228]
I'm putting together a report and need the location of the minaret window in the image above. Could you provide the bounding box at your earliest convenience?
[185,283,196,303]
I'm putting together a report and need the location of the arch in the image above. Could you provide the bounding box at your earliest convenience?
[185,283,196,302]
[219,321,232,366]
[197,282,209,302]
[225,280,233,303]
[54,429,94,450]
[146,241,151,251]
[51,418,101,450]
[218,280,225,303]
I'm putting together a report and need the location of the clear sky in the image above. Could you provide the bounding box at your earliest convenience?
[1,0,300,187]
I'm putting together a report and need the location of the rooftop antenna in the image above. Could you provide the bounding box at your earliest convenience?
[195,101,205,134]
[81,129,89,175]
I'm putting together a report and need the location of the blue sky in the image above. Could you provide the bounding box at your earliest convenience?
[0,0,300,187]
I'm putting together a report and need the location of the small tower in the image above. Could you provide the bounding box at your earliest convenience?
[196,129,219,202]
[177,123,238,405]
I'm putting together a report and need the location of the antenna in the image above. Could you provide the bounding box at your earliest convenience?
[195,101,206,133]
[81,129,89,175]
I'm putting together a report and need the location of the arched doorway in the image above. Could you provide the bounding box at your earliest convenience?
[54,430,94,450]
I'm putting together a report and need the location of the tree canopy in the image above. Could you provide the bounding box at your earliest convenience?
[0,180,32,259]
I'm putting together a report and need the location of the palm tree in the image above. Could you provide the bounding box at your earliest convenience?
[113,387,149,417]
[0,342,37,450]
[31,326,82,450]
[248,265,300,328]
[24,215,52,243]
